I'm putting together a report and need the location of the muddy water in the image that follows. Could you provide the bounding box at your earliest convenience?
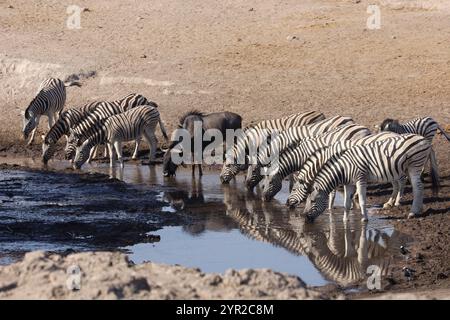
[0,157,411,287]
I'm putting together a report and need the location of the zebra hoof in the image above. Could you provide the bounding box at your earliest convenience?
[407,212,416,219]
[382,202,393,210]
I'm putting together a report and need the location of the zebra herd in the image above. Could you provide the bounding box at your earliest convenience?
[23,78,168,168]
[21,78,449,223]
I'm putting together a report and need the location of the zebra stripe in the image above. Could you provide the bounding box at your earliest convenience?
[304,134,434,221]
[42,101,101,163]
[65,93,152,160]
[379,116,448,143]
[74,105,167,168]
[287,131,400,207]
[249,110,325,131]
[260,123,370,200]
[247,120,365,191]
[22,78,76,145]
[220,112,346,183]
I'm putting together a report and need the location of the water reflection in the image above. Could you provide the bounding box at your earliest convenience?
[220,185,402,286]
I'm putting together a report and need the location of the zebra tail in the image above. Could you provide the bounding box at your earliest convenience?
[159,118,169,141]
[429,149,440,195]
[437,124,450,142]
[64,81,82,88]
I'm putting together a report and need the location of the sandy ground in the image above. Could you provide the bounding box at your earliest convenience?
[0,0,449,299]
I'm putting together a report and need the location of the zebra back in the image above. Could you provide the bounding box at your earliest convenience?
[313,134,430,195]
[380,117,438,143]
[250,111,325,131]
[25,78,66,119]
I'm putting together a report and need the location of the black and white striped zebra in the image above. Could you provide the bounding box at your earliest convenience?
[379,116,450,184]
[65,93,151,161]
[259,123,370,201]
[73,105,168,168]
[246,120,364,191]
[22,78,80,145]
[303,134,436,222]
[41,101,101,164]
[220,115,353,183]
[248,110,325,131]
[286,131,400,209]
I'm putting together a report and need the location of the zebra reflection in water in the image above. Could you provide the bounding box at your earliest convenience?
[222,186,402,287]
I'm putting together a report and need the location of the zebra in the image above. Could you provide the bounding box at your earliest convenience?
[247,110,325,131]
[258,122,370,201]
[41,101,101,164]
[379,116,450,184]
[22,78,81,145]
[303,134,436,222]
[73,105,168,169]
[286,131,401,209]
[246,121,366,191]
[65,93,151,161]
[219,111,326,183]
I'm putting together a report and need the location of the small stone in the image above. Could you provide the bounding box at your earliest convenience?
[82,7,90,12]
[286,35,299,41]
[355,0,361,3]
[391,35,397,39]
[140,54,147,59]
[7,5,13,9]
[249,8,254,12]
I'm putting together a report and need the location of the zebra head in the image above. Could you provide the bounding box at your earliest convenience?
[65,132,82,160]
[42,135,57,164]
[303,188,329,222]
[22,111,36,140]
[73,141,91,169]
[262,175,282,201]
[220,163,246,184]
[286,181,309,208]
[245,164,264,191]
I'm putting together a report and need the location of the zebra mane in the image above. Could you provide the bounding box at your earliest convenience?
[178,110,204,127]
[24,95,40,119]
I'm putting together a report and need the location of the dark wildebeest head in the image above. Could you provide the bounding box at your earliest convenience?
[378,118,400,133]
[163,141,182,177]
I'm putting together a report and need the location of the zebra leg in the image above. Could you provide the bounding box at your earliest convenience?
[383,181,399,209]
[107,143,114,167]
[47,113,54,130]
[394,177,406,207]
[132,139,141,160]
[143,131,157,163]
[408,172,424,218]
[343,185,355,221]
[113,141,124,168]
[87,145,97,164]
[328,190,336,211]
[356,180,369,222]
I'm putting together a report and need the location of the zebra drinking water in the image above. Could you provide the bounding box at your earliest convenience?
[286,131,401,209]
[22,78,81,145]
[219,111,326,183]
[259,123,371,201]
[41,101,101,164]
[73,105,168,169]
[246,121,365,191]
[303,134,436,222]
[65,93,151,161]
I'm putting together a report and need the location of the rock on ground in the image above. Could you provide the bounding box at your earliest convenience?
[0,251,328,300]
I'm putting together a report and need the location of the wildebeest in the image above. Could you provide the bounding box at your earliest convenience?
[163,110,242,177]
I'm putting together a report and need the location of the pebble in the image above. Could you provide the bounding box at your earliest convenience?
[286,35,299,41]
[140,54,147,59]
